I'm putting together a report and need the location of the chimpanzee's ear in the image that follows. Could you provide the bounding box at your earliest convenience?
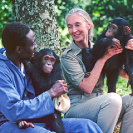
[34,51,39,60]
[31,51,39,63]
[124,26,130,35]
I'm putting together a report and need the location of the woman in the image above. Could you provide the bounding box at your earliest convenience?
[61,8,133,133]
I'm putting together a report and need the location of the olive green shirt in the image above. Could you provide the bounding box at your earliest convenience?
[61,41,104,96]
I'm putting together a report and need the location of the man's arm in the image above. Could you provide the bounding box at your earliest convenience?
[0,69,54,122]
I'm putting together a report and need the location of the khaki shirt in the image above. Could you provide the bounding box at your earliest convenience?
[61,41,104,96]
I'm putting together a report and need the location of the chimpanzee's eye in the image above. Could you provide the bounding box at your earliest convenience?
[113,26,116,29]
[51,58,55,62]
[44,57,49,60]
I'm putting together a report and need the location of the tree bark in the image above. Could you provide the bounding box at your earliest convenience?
[12,0,61,54]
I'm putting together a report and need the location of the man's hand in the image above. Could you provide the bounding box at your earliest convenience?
[18,121,34,129]
[48,80,68,98]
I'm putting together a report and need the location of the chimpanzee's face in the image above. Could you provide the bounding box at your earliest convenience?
[42,53,56,73]
[105,22,118,37]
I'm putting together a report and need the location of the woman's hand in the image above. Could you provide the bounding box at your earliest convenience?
[102,44,123,61]
[125,39,133,50]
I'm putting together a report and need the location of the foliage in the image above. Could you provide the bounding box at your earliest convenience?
[85,0,133,41]
[1,0,133,47]
[54,0,133,45]
[0,0,13,47]
[0,0,13,36]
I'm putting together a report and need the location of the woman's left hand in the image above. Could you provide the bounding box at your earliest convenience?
[125,39,133,50]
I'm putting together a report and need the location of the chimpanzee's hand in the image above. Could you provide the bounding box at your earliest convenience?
[84,72,91,78]
[125,39,133,50]
[18,121,34,129]
[112,38,122,49]
[48,80,68,98]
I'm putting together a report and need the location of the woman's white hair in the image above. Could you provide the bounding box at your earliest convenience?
[65,8,94,41]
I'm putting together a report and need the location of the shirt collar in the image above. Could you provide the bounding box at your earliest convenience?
[69,40,82,56]
[0,48,25,77]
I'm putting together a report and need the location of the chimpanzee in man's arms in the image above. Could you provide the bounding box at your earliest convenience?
[18,48,65,133]
[82,17,133,94]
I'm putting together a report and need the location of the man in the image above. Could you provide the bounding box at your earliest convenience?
[0,22,103,133]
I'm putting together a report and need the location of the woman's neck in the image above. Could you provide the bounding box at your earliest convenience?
[75,40,89,49]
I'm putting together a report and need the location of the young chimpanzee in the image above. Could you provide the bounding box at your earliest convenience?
[82,17,133,93]
[19,48,65,133]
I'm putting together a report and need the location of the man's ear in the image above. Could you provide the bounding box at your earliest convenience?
[124,26,130,35]
[16,46,22,53]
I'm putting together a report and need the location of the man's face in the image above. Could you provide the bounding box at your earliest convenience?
[20,30,38,61]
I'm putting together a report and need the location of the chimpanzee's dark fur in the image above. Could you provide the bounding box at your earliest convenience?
[23,48,64,133]
[82,17,133,93]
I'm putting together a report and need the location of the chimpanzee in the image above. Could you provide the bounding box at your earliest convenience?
[19,48,64,133]
[82,17,133,93]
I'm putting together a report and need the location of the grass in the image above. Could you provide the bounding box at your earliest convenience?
[104,76,131,96]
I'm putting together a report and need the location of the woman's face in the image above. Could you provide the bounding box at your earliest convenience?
[66,13,91,46]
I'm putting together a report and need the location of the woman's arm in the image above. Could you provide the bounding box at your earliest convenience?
[78,46,123,94]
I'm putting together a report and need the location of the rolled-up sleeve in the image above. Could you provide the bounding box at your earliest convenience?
[61,54,85,87]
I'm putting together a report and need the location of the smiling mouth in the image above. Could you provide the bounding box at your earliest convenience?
[74,34,80,37]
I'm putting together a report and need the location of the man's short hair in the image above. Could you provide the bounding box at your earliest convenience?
[2,22,30,54]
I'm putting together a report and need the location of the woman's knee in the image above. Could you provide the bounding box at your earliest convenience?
[107,93,122,109]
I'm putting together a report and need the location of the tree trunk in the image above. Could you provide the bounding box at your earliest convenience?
[11,0,61,54]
